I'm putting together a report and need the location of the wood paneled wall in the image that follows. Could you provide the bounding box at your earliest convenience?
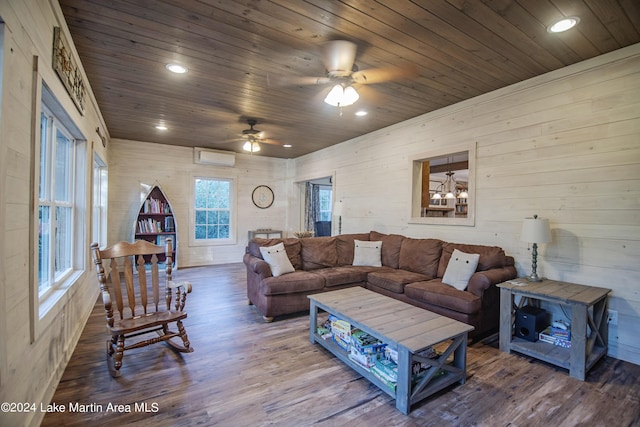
[107,140,291,267]
[0,1,108,426]
[292,44,640,365]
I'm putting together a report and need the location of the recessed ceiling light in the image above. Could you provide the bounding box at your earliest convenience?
[165,63,188,74]
[155,124,168,130]
[547,17,580,33]
[283,144,292,148]
[355,111,368,116]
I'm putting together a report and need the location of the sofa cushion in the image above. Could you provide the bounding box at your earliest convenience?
[249,238,302,270]
[353,240,382,267]
[370,231,405,268]
[442,249,480,291]
[336,233,371,266]
[260,270,325,296]
[437,242,506,277]
[312,266,374,287]
[405,280,482,315]
[259,243,295,277]
[367,269,431,294]
[301,236,338,270]
[398,238,443,278]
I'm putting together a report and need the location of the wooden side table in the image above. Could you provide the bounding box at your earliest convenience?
[497,278,611,380]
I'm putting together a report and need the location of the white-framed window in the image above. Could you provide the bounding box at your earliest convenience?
[318,186,333,221]
[38,85,86,307]
[92,153,107,249]
[192,177,235,244]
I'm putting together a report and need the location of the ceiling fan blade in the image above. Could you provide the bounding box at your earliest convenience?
[351,63,419,84]
[323,40,357,76]
[262,138,284,146]
[267,74,331,87]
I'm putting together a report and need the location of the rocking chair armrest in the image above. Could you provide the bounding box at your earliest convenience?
[168,280,192,293]
[101,289,112,308]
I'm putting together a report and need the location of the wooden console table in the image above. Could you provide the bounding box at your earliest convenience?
[497,278,611,380]
[308,287,473,414]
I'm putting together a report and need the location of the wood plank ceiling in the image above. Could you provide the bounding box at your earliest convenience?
[59,0,640,158]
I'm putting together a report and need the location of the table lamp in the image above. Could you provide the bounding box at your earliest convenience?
[520,214,552,282]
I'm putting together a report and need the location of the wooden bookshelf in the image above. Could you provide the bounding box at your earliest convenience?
[134,185,176,265]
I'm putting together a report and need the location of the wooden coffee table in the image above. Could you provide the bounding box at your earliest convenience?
[308,287,474,414]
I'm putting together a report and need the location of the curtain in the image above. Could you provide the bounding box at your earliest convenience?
[304,183,321,232]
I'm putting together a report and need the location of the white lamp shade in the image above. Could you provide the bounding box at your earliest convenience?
[324,85,344,106]
[324,85,359,107]
[521,216,552,243]
[342,86,359,106]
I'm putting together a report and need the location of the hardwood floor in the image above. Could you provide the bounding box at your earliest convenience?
[42,263,640,426]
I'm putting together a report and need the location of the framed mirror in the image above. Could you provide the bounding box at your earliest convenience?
[409,142,476,226]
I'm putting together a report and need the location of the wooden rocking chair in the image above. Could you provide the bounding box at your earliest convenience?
[90,238,193,378]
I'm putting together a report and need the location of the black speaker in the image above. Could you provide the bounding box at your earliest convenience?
[515,306,548,342]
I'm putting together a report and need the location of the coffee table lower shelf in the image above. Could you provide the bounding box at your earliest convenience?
[308,288,473,414]
[311,332,466,409]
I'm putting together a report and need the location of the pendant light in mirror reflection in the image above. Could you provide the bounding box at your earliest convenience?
[410,142,476,226]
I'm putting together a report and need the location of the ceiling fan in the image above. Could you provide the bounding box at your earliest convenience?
[239,119,281,153]
[268,40,419,111]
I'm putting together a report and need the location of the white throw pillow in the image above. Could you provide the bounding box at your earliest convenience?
[259,243,295,277]
[442,249,480,291]
[352,240,382,267]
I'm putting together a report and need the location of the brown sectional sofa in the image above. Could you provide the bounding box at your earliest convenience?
[243,231,517,338]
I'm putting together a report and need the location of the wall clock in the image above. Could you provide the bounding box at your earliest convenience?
[252,185,274,209]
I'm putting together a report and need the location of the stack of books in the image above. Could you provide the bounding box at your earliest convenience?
[371,358,398,392]
[370,347,443,393]
[348,330,386,369]
[329,315,351,351]
[539,326,571,348]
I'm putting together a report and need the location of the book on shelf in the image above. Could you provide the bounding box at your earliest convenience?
[142,198,172,214]
[348,349,377,370]
[316,326,332,340]
[330,316,351,351]
[539,327,571,348]
[137,218,163,234]
[351,329,386,355]
[374,358,398,382]
[370,366,397,392]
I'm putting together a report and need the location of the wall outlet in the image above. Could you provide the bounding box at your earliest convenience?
[607,309,618,326]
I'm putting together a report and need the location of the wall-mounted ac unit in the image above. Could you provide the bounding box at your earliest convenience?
[193,148,236,167]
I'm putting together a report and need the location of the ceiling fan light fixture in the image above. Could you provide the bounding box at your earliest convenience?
[548,17,580,33]
[324,84,344,106]
[324,84,359,107]
[342,85,360,106]
[243,141,260,153]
